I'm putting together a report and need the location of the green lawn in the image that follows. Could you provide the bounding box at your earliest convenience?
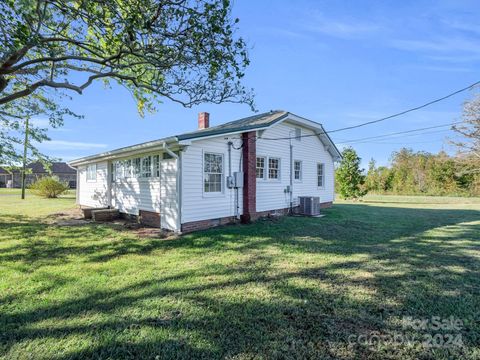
[0,195,479,359]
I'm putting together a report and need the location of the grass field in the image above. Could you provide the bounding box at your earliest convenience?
[0,194,479,359]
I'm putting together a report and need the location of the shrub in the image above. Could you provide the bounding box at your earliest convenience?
[31,176,69,198]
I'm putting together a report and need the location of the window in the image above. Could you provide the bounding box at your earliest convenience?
[268,158,280,180]
[124,159,132,178]
[204,152,223,193]
[153,155,160,177]
[132,158,141,178]
[295,127,301,141]
[86,164,96,181]
[141,156,152,177]
[294,160,302,180]
[256,157,265,179]
[317,163,325,187]
[114,161,124,181]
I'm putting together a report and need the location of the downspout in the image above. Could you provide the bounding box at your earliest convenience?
[75,167,80,205]
[227,141,237,219]
[237,149,243,220]
[289,133,293,214]
[106,161,112,208]
[163,143,181,233]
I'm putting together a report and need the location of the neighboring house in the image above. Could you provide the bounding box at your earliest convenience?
[0,162,77,188]
[69,111,341,232]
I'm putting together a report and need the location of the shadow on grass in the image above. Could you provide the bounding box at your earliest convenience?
[0,204,479,358]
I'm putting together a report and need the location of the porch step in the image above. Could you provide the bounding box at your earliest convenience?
[91,209,119,222]
[82,207,109,219]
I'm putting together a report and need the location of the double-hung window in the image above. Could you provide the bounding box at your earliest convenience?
[141,156,152,178]
[153,155,160,177]
[204,152,223,193]
[132,158,141,178]
[256,157,266,179]
[317,163,325,188]
[268,158,280,180]
[86,164,97,181]
[124,159,132,178]
[294,160,302,181]
[114,161,123,181]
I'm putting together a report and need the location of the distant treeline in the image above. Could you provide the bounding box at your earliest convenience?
[363,148,479,196]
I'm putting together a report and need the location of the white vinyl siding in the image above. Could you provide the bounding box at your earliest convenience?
[256,122,335,212]
[181,137,243,223]
[78,162,108,207]
[77,152,179,231]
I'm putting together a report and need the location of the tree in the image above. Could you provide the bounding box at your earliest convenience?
[364,158,379,192]
[452,92,480,172]
[336,147,366,199]
[0,0,253,166]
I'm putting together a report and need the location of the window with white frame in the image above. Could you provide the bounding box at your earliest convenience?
[141,156,152,177]
[268,158,280,180]
[114,161,123,181]
[256,156,265,179]
[124,159,132,178]
[317,163,325,187]
[294,160,302,180]
[86,164,96,181]
[294,127,301,141]
[204,152,223,193]
[153,155,160,177]
[133,158,141,177]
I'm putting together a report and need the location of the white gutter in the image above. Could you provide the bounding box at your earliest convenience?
[163,143,182,233]
[68,137,177,167]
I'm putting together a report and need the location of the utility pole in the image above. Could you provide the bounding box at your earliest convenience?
[21,117,29,200]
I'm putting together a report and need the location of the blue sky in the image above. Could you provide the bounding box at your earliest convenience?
[35,0,480,168]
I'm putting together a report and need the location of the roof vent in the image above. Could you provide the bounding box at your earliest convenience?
[198,112,210,129]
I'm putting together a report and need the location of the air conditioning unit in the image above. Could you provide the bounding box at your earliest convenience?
[298,196,321,216]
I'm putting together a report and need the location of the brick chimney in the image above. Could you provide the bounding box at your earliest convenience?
[198,112,210,129]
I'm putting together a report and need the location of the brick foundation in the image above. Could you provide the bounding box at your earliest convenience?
[92,209,119,222]
[181,216,238,233]
[320,201,333,209]
[139,210,160,228]
[181,202,333,233]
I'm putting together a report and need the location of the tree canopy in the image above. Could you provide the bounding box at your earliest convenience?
[0,0,253,166]
[335,147,366,199]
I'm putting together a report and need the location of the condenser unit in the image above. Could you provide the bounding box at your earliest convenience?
[298,196,321,216]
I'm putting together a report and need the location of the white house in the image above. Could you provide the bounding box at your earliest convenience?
[69,111,341,232]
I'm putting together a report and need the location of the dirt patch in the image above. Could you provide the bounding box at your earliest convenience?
[47,208,88,226]
[47,207,177,239]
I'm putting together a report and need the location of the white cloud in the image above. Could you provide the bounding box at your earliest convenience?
[29,118,71,132]
[305,12,381,39]
[391,37,480,54]
[30,118,50,127]
[38,140,108,150]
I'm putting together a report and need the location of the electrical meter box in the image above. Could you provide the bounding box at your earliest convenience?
[233,172,244,188]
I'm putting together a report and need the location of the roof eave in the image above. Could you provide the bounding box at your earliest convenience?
[68,136,178,167]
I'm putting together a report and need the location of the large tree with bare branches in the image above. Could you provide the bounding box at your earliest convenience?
[0,0,253,165]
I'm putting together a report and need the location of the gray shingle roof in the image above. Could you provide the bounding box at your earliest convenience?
[0,162,75,174]
[177,110,288,140]
[69,110,341,165]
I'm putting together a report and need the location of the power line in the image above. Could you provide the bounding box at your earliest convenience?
[336,120,464,144]
[356,138,448,145]
[260,80,479,141]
